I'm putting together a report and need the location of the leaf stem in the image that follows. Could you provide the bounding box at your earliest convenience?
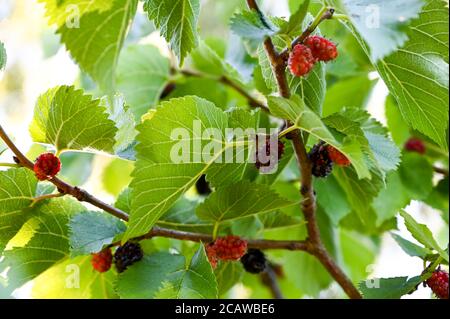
[31,192,65,207]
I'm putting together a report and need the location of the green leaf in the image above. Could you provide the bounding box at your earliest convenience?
[324,108,401,179]
[155,246,218,299]
[279,0,309,36]
[1,197,85,289]
[230,10,279,41]
[334,166,384,225]
[125,97,257,241]
[268,95,370,179]
[373,171,411,226]
[340,230,379,283]
[32,255,118,298]
[102,158,134,197]
[391,233,432,259]
[373,0,449,149]
[101,94,137,157]
[190,40,243,84]
[30,86,118,153]
[55,0,138,91]
[69,211,126,256]
[116,44,170,120]
[385,95,410,146]
[314,176,351,225]
[400,210,448,262]
[144,0,200,65]
[359,276,423,299]
[215,261,244,296]
[0,168,37,253]
[196,180,297,224]
[117,252,186,298]
[38,0,112,27]
[322,75,376,117]
[341,0,425,61]
[0,41,6,70]
[398,153,433,200]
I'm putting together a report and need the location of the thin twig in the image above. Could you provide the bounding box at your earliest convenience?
[178,69,270,112]
[433,166,449,176]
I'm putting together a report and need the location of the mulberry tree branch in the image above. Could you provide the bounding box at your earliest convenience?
[178,69,270,112]
[0,123,309,252]
[246,0,362,299]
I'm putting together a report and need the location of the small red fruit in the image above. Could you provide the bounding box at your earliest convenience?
[205,243,218,269]
[404,137,426,154]
[91,248,113,273]
[33,153,61,181]
[213,235,248,261]
[326,145,351,167]
[205,236,248,268]
[288,44,316,77]
[426,269,449,299]
[304,35,338,62]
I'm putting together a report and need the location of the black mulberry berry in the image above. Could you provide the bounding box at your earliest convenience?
[196,174,212,195]
[308,141,333,178]
[240,249,267,274]
[114,242,143,273]
[255,135,285,169]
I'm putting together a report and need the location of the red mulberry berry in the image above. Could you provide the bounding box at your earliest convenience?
[308,141,333,178]
[426,269,449,299]
[205,243,218,269]
[304,36,338,62]
[404,137,426,154]
[240,249,267,274]
[91,248,113,273]
[326,145,351,167]
[255,135,285,169]
[33,153,61,181]
[288,44,316,77]
[212,236,248,261]
[114,242,143,273]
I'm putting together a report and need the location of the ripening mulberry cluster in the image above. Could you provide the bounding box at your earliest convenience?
[114,242,144,273]
[254,135,285,170]
[205,235,248,269]
[308,142,350,177]
[289,36,338,77]
[33,153,61,181]
[426,269,449,299]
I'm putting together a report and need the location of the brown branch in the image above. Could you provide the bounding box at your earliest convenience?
[109,226,310,251]
[178,69,270,112]
[1,123,310,253]
[433,166,449,176]
[246,0,362,299]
